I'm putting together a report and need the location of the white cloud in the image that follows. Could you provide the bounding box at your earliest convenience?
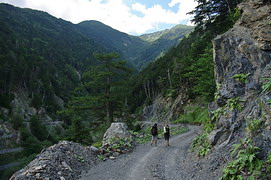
[0,0,197,35]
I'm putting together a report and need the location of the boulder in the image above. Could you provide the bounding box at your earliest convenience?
[102,123,132,146]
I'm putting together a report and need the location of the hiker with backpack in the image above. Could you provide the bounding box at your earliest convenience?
[164,124,170,146]
[150,123,158,146]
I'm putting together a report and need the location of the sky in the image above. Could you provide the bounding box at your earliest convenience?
[0,0,197,35]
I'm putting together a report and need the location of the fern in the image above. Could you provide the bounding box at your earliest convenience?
[246,119,263,135]
[221,138,262,180]
[226,97,243,111]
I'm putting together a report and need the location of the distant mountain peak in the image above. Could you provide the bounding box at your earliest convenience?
[139,24,194,43]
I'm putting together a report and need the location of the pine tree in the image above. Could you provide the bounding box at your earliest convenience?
[81,53,132,122]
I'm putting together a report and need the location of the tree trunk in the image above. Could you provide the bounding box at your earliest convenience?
[167,68,172,88]
[106,76,113,123]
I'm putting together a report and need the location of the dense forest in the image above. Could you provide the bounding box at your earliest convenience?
[0,0,245,178]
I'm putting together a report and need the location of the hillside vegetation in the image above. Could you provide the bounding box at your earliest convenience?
[2,0,271,179]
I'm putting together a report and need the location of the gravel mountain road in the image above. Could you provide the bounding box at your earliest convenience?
[80,125,201,180]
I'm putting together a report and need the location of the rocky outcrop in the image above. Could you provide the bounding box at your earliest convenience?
[11,141,98,180]
[211,0,271,150]
[102,123,132,146]
[0,121,20,149]
[142,93,187,122]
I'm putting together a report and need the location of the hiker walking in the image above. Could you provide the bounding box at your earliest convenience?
[164,124,170,146]
[151,123,158,146]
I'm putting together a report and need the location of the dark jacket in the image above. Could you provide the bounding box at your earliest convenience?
[151,125,158,136]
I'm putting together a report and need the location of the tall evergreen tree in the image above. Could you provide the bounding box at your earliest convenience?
[82,53,132,122]
[188,0,241,27]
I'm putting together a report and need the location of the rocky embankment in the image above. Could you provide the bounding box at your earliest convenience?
[10,123,134,179]
[10,141,99,180]
[210,0,271,148]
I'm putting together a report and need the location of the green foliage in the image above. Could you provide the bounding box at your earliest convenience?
[30,95,43,109]
[68,116,93,145]
[0,93,13,109]
[226,97,242,111]
[109,137,133,149]
[214,84,222,102]
[22,136,43,155]
[232,73,250,83]
[19,120,54,155]
[10,114,24,130]
[0,153,37,180]
[0,151,24,166]
[211,107,226,122]
[92,141,103,148]
[203,119,215,134]
[74,154,85,163]
[98,154,107,161]
[60,52,133,145]
[266,153,271,176]
[230,7,242,22]
[174,106,209,125]
[30,115,48,141]
[262,78,271,93]
[188,0,240,27]
[246,119,263,135]
[164,88,177,98]
[0,4,108,115]
[68,52,132,122]
[170,126,189,136]
[132,127,152,144]
[220,138,263,180]
[191,132,211,157]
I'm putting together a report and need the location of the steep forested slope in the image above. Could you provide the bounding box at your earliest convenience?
[0,3,106,112]
[126,0,242,122]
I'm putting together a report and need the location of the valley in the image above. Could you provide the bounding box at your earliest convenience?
[1,0,271,179]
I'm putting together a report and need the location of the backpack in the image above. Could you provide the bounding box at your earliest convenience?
[151,126,157,136]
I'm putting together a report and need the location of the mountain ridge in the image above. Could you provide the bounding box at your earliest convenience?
[77,20,193,70]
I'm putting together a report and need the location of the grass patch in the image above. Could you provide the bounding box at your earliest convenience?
[174,106,209,125]
[0,151,25,166]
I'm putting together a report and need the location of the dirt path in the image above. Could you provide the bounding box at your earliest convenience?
[80,125,201,180]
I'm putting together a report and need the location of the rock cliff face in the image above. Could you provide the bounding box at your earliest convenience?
[211,0,271,152]
[142,93,188,123]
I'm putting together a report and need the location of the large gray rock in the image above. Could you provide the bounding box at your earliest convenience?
[208,128,225,146]
[102,123,132,146]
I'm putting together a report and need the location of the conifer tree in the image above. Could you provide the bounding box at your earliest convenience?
[66,52,132,123]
